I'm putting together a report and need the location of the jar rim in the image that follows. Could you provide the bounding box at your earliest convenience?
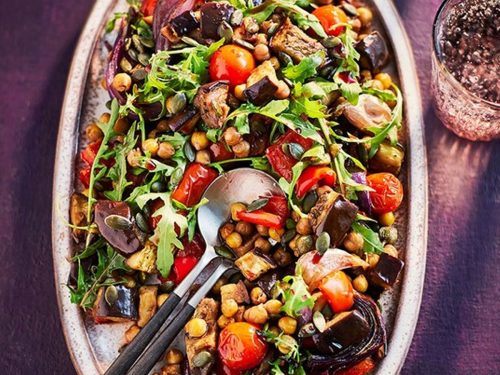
[431,0,499,109]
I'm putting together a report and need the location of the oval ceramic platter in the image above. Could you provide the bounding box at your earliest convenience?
[52,0,428,374]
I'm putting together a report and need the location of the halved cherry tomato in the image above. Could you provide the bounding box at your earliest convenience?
[218,322,268,371]
[295,166,336,199]
[366,172,403,214]
[209,44,256,87]
[140,0,157,17]
[337,358,376,375]
[266,130,314,181]
[312,5,348,37]
[171,163,218,207]
[319,271,354,313]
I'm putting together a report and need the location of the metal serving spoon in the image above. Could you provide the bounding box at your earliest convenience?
[105,168,283,375]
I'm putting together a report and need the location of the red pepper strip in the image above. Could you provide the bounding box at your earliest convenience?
[80,140,101,166]
[141,0,158,16]
[266,130,313,181]
[337,358,376,375]
[168,255,198,284]
[237,209,283,229]
[262,195,289,222]
[295,166,336,199]
[79,167,91,188]
[171,163,219,207]
[209,141,234,162]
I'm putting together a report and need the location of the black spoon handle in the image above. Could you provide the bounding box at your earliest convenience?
[104,292,181,375]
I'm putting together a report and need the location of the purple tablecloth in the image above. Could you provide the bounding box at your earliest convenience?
[0,0,498,373]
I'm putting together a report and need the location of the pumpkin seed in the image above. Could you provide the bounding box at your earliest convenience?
[159,280,175,293]
[169,167,184,190]
[316,232,330,255]
[247,197,269,212]
[284,142,305,160]
[298,323,316,338]
[230,10,243,26]
[302,191,318,213]
[285,218,296,230]
[192,351,213,368]
[215,245,236,260]
[105,285,118,306]
[128,48,138,62]
[184,141,196,162]
[138,52,151,66]
[278,51,293,66]
[296,235,313,255]
[135,212,150,233]
[139,36,155,48]
[234,38,255,50]
[319,65,334,79]
[243,16,259,33]
[166,92,187,114]
[282,228,296,243]
[120,57,133,73]
[132,34,145,54]
[124,37,132,51]
[151,181,166,192]
[104,214,132,230]
[217,21,233,42]
[105,100,112,110]
[313,311,326,332]
[267,22,279,35]
[322,36,342,48]
[342,3,358,16]
[379,226,398,244]
[132,68,147,81]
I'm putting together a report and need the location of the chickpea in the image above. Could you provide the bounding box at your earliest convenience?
[268,325,280,336]
[86,123,103,142]
[277,335,297,355]
[99,113,111,125]
[114,117,130,133]
[275,81,290,99]
[383,244,399,258]
[191,131,210,151]
[371,79,385,91]
[127,148,142,168]
[221,298,239,318]
[254,44,271,61]
[112,73,132,92]
[367,253,380,268]
[264,299,282,315]
[185,318,208,338]
[360,70,373,82]
[234,84,246,101]
[269,227,285,242]
[219,223,235,240]
[223,127,242,146]
[124,325,141,344]
[244,305,268,324]
[157,293,169,307]
[195,150,211,165]
[226,232,243,250]
[255,33,268,45]
[230,202,247,221]
[349,18,362,33]
[256,224,269,236]
[343,232,364,253]
[278,316,297,335]
[269,57,280,70]
[158,142,175,159]
[288,235,298,253]
[235,221,254,236]
[232,140,250,158]
[142,138,159,156]
[273,247,293,267]
[254,237,272,253]
[250,287,267,305]
[148,129,158,139]
[379,211,395,226]
[217,315,235,329]
[375,73,393,90]
[357,7,373,27]
[165,349,183,365]
[353,275,369,293]
[295,217,312,235]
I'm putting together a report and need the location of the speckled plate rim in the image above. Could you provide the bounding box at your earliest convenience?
[52,1,428,374]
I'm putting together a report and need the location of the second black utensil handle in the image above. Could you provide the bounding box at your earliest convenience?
[127,304,195,375]
[104,293,181,375]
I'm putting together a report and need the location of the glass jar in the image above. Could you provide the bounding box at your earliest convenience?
[431,0,499,141]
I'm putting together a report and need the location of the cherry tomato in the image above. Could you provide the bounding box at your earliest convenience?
[337,358,376,375]
[218,322,268,371]
[171,163,218,207]
[312,5,348,37]
[319,271,354,313]
[265,130,314,181]
[366,172,403,214]
[209,45,256,87]
[295,166,336,199]
[140,0,157,17]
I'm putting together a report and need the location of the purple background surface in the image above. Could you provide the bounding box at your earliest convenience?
[0,0,498,374]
